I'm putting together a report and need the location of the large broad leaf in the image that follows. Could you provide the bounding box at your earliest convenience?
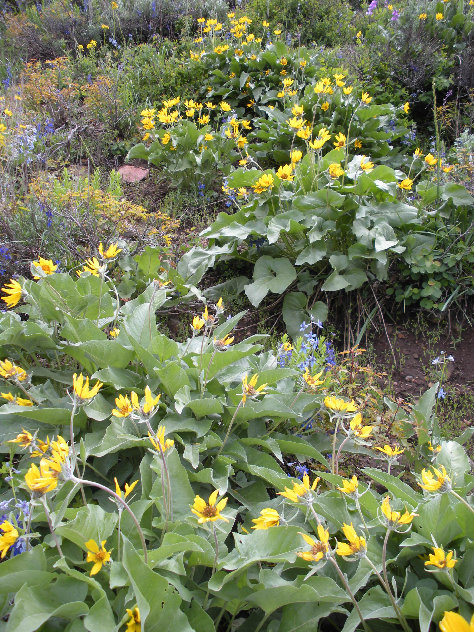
[279,603,348,632]
[0,546,53,595]
[56,505,117,549]
[282,292,328,338]
[122,539,192,632]
[245,256,297,306]
[341,585,394,632]
[362,468,422,506]
[6,578,89,632]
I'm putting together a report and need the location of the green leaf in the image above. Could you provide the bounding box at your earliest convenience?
[341,585,394,632]
[321,272,350,291]
[56,505,117,549]
[441,183,473,207]
[0,546,53,595]
[437,441,470,486]
[245,256,297,306]
[362,468,422,506]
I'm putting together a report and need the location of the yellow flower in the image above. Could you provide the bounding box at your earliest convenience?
[220,101,231,112]
[287,116,304,130]
[403,102,410,114]
[354,139,362,149]
[109,327,120,338]
[361,92,372,104]
[85,539,111,576]
[321,101,330,111]
[191,490,228,523]
[25,462,58,494]
[143,386,160,415]
[297,525,330,562]
[50,436,69,463]
[126,607,141,632]
[111,1,118,8]
[328,163,345,178]
[425,547,457,569]
[148,425,174,454]
[443,165,454,173]
[32,257,57,279]
[86,40,97,49]
[303,368,325,390]
[274,29,282,35]
[214,335,234,350]
[0,521,19,559]
[4,109,12,117]
[0,359,27,382]
[114,477,138,499]
[112,394,136,418]
[336,523,366,557]
[204,133,214,141]
[425,153,438,166]
[419,465,451,492]
[291,104,304,117]
[77,257,103,277]
[276,164,294,181]
[72,373,103,400]
[290,150,303,164]
[436,12,444,19]
[324,396,357,412]
[343,86,353,95]
[242,373,267,404]
[7,429,33,447]
[6,394,33,406]
[375,444,404,457]
[252,173,274,194]
[381,496,416,526]
[192,315,205,331]
[414,147,423,157]
[350,413,373,439]
[278,473,319,503]
[360,156,374,172]
[300,59,307,67]
[398,178,413,190]
[337,475,358,495]
[98,243,122,259]
[297,125,312,140]
[356,31,362,38]
[252,508,280,529]
[439,611,474,632]
[1,279,23,309]
[419,12,427,19]
[101,24,109,29]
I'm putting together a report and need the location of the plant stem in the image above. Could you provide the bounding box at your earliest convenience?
[450,490,474,514]
[331,417,340,475]
[202,348,217,393]
[381,529,411,632]
[203,524,219,609]
[69,400,87,505]
[145,419,173,525]
[355,497,369,535]
[41,496,63,558]
[335,435,350,476]
[218,398,244,456]
[72,475,147,563]
[329,556,370,632]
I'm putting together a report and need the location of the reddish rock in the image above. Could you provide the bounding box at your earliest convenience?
[118,165,149,183]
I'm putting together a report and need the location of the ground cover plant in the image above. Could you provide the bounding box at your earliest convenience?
[0,1,473,631]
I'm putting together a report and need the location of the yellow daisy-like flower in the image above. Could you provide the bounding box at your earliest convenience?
[0,521,20,559]
[398,178,413,190]
[291,104,304,117]
[148,425,174,454]
[419,13,427,19]
[287,116,304,130]
[360,156,374,172]
[251,508,280,529]
[361,92,372,104]
[0,359,27,382]
[439,611,474,632]
[337,475,358,495]
[321,102,330,111]
[32,257,58,279]
[381,496,416,527]
[309,127,331,150]
[290,150,303,164]
[324,396,357,413]
[297,525,330,562]
[25,462,58,495]
[77,257,103,277]
[303,368,325,390]
[7,429,33,447]
[424,153,438,166]
[112,394,137,418]
[192,315,205,331]
[278,473,320,503]
[425,547,457,569]
[333,132,346,148]
[336,523,366,557]
[252,173,274,194]
[214,335,234,350]
[403,102,410,114]
[349,413,373,439]
[414,147,423,157]
[343,86,353,95]
[276,164,294,181]
[142,386,160,415]
[85,539,111,576]
[125,607,141,632]
[191,489,228,523]
[241,373,267,404]
[114,477,138,499]
[1,279,23,309]
[374,444,404,457]
[328,163,345,178]
[418,465,451,492]
[98,243,122,259]
[109,327,120,338]
[220,101,231,112]
[72,373,103,400]
[436,12,443,19]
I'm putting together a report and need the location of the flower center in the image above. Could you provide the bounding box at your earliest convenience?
[202,505,217,518]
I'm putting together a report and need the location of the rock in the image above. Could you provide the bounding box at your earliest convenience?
[118,165,149,183]
[405,375,413,382]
